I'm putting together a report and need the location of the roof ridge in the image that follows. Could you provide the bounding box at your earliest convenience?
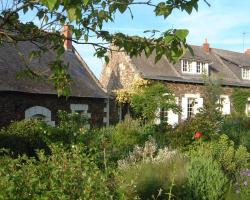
[212,51,241,82]
[190,44,246,56]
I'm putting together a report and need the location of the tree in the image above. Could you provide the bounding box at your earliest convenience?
[0,0,210,95]
[130,82,180,123]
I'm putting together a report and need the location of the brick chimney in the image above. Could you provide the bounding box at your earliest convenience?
[63,24,72,51]
[245,49,250,55]
[203,38,210,53]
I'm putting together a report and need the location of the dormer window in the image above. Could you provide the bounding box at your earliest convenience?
[181,60,208,75]
[197,62,201,73]
[242,68,250,80]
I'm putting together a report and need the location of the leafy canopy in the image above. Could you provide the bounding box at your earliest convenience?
[0,0,210,95]
[130,82,181,122]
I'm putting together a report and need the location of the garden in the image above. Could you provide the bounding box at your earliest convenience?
[0,81,250,200]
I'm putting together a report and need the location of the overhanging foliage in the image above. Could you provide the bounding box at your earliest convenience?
[0,0,210,95]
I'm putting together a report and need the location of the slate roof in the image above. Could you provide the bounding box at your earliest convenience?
[130,45,250,87]
[0,42,107,98]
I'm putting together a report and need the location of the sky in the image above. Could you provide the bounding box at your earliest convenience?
[14,0,250,78]
[73,0,250,78]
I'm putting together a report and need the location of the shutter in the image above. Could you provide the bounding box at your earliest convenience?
[181,97,188,120]
[222,96,230,115]
[154,107,161,125]
[194,98,203,114]
[167,97,179,126]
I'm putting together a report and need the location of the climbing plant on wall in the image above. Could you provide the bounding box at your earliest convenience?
[231,89,250,113]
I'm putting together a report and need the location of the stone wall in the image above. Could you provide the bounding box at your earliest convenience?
[100,50,139,93]
[165,81,250,113]
[0,91,106,128]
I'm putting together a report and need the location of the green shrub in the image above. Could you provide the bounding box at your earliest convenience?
[0,145,111,200]
[225,169,250,200]
[231,88,250,113]
[130,82,181,123]
[169,77,224,150]
[191,135,250,178]
[0,119,50,157]
[104,116,144,163]
[222,114,250,150]
[187,153,229,200]
[168,102,223,150]
[168,112,221,150]
[57,110,89,132]
[117,140,188,199]
[0,111,90,158]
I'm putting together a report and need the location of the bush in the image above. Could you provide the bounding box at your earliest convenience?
[169,77,224,150]
[187,153,229,200]
[191,135,250,179]
[168,104,223,150]
[130,82,180,123]
[117,139,188,199]
[84,116,172,165]
[0,111,90,158]
[0,145,112,200]
[222,114,250,150]
[168,113,220,150]
[0,119,50,157]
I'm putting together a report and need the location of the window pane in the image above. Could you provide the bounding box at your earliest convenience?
[197,62,201,73]
[188,62,192,72]
[31,114,46,120]
[242,68,250,79]
[182,60,187,72]
[187,98,195,118]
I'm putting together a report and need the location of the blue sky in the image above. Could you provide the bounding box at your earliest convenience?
[73,0,250,78]
[16,0,250,78]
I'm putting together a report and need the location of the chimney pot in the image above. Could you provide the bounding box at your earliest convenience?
[245,49,250,55]
[63,25,72,51]
[203,38,210,53]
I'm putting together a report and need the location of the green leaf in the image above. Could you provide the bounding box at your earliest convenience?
[175,29,189,40]
[83,0,89,6]
[155,3,172,18]
[74,29,82,40]
[37,10,44,20]
[46,0,58,11]
[67,7,77,22]
[104,56,109,64]
[101,1,106,9]
[23,6,28,14]
[84,34,88,42]
[164,35,174,43]
[117,3,128,14]
[185,2,194,14]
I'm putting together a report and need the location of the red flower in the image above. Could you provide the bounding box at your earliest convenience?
[194,132,203,139]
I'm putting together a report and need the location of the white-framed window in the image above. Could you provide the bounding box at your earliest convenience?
[242,68,250,80]
[154,97,179,126]
[181,60,208,75]
[70,104,91,118]
[25,106,55,126]
[187,98,196,118]
[182,60,188,72]
[218,95,230,115]
[181,94,203,120]
[196,62,206,73]
[197,62,201,73]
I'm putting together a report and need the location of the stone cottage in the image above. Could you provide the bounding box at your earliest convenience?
[0,26,108,127]
[100,40,250,125]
